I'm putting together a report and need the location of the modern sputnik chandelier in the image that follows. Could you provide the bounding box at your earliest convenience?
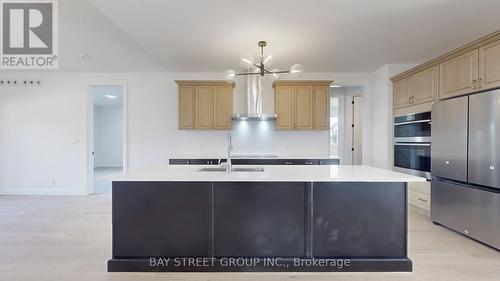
[224,41,303,81]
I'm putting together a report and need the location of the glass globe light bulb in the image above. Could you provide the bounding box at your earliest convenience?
[262,54,273,67]
[240,54,255,69]
[289,64,304,78]
[271,69,280,80]
[224,70,236,81]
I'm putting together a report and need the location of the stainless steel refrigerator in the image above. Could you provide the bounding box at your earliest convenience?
[431,89,500,250]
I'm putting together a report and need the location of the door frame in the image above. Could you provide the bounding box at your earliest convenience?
[332,86,366,165]
[86,83,128,194]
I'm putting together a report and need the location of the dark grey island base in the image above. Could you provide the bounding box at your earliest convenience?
[108,181,410,272]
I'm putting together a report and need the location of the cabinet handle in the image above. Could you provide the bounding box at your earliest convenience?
[472,79,477,89]
[478,78,483,89]
[418,198,428,203]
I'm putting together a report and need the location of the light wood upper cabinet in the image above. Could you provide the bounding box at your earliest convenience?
[194,86,214,129]
[393,77,413,109]
[294,86,313,129]
[178,86,195,129]
[275,86,295,130]
[213,86,232,129]
[313,86,330,130]
[176,81,234,130]
[393,67,437,110]
[439,50,478,99]
[273,80,332,130]
[413,66,438,105]
[479,40,500,90]
[392,31,500,114]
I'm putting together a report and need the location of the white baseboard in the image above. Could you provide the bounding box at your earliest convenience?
[0,188,87,196]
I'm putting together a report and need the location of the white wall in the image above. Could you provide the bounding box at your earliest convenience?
[0,72,370,195]
[365,64,416,169]
[93,106,123,167]
[0,75,89,195]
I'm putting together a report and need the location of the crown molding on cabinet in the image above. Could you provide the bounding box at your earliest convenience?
[272,80,334,88]
[391,29,500,82]
[175,80,236,88]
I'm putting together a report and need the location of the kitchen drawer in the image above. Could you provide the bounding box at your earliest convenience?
[408,189,430,212]
[408,181,430,195]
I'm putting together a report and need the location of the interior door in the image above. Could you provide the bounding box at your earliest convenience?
[468,89,500,189]
[431,96,468,181]
[352,96,363,164]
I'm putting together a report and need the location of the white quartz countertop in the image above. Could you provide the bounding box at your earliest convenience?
[105,165,426,183]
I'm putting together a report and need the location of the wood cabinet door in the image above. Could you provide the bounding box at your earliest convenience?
[393,77,412,109]
[295,86,313,129]
[213,86,232,129]
[413,66,438,105]
[313,86,330,130]
[439,49,478,99]
[178,86,195,129]
[479,40,500,90]
[194,86,214,129]
[275,86,295,130]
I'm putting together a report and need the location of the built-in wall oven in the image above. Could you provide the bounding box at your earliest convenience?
[393,111,431,179]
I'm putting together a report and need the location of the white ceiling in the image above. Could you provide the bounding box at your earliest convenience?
[89,0,500,73]
[0,0,163,72]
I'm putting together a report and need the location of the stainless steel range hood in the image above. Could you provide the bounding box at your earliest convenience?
[232,75,277,121]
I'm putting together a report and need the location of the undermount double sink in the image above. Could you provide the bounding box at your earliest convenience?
[198,167,265,172]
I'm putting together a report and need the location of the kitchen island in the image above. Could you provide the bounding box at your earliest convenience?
[107,165,424,272]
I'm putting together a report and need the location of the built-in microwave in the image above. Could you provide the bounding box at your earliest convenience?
[393,111,431,179]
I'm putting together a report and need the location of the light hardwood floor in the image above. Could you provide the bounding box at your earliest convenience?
[0,195,499,281]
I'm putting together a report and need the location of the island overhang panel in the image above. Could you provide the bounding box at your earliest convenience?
[107,166,423,272]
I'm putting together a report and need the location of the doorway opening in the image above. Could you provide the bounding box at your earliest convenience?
[330,86,364,165]
[89,85,125,194]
